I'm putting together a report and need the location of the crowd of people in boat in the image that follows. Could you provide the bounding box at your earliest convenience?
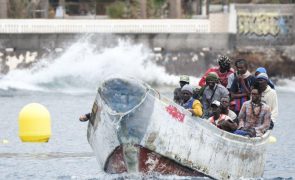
[79,55,278,138]
[173,56,278,138]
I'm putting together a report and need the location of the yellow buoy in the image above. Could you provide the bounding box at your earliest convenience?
[19,103,51,143]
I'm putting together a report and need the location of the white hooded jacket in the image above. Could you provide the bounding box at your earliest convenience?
[261,85,278,122]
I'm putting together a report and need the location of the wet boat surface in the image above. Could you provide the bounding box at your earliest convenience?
[87,76,270,180]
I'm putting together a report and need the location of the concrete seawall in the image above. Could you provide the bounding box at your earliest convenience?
[0,33,236,52]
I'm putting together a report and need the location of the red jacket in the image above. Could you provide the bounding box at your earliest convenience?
[199,67,234,87]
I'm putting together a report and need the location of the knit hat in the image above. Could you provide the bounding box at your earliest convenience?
[256,73,269,81]
[256,67,267,74]
[211,100,221,107]
[181,84,193,94]
[218,55,231,67]
[179,75,190,83]
[206,72,219,82]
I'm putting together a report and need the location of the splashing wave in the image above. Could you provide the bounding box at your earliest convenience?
[0,38,179,94]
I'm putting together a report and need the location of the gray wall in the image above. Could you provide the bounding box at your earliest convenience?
[0,33,235,52]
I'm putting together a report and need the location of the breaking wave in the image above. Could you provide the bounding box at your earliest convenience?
[0,38,180,94]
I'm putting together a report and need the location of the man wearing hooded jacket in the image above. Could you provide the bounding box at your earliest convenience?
[181,84,203,117]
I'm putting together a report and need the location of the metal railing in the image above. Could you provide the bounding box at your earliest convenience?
[0,19,210,33]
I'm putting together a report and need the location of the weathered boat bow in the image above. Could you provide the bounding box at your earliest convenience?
[87,77,270,179]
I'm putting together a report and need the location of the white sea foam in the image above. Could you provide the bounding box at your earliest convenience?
[0,38,181,94]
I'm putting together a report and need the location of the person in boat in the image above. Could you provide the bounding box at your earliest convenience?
[201,73,229,118]
[174,75,190,105]
[198,72,218,100]
[198,55,234,88]
[79,113,91,122]
[234,87,271,137]
[255,73,278,129]
[220,96,237,123]
[209,100,238,132]
[192,84,201,100]
[229,58,256,116]
[181,84,203,117]
[255,67,275,89]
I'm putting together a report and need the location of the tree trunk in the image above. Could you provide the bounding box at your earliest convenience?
[40,0,49,18]
[140,0,147,18]
[0,0,8,18]
[168,0,182,18]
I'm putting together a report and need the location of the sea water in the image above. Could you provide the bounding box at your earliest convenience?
[0,39,294,179]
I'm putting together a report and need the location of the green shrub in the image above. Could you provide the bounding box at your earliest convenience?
[107,1,126,19]
[8,0,30,18]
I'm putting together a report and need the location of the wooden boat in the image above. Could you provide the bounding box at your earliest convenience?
[87,76,270,179]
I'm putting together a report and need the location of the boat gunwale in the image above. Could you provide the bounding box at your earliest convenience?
[153,93,271,146]
[97,76,271,146]
[190,115,271,145]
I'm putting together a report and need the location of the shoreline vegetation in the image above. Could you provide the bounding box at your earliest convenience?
[3,0,295,19]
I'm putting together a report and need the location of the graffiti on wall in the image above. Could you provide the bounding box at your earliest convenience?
[238,13,293,37]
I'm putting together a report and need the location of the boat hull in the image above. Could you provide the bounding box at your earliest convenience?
[104,144,207,177]
[87,77,270,179]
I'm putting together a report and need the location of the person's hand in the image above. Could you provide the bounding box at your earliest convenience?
[79,115,88,122]
[217,119,225,126]
[237,74,243,81]
[248,128,256,137]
